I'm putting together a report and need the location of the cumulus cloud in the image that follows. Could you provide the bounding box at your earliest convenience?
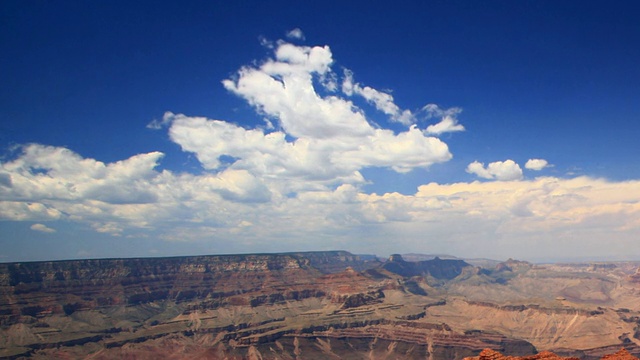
[285,176,640,258]
[413,176,640,240]
[525,158,549,171]
[199,168,271,203]
[167,112,450,193]
[2,142,639,260]
[222,44,370,139]
[0,33,462,242]
[0,144,163,204]
[193,42,453,190]
[30,223,56,233]
[0,201,62,221]
[0,143,273,232]
[2,38,638,261]
[466,159,523,181]
[286,28,305,40]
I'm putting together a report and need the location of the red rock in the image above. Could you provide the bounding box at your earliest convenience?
[601,348,639,360]
[465,348,640,360]
[464,348,580,360]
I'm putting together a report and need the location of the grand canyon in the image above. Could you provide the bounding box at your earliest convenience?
[1,251,639,359]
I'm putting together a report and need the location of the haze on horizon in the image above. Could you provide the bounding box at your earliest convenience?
[1,1,639,263]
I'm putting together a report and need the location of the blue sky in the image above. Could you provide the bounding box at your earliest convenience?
[1,1,639,262]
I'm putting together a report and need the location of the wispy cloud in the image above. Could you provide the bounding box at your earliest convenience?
[341,69,415,125]
[146,116,172,130]
[422,104,465,135]
[286,28,305,40]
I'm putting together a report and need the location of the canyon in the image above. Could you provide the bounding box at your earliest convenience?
[1,251,639,359]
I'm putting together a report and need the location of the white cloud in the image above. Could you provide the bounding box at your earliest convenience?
[525,158,549,171]
[93,222,123,236]
[337,126,451,174]
[167,112,451,193]
[422,103,462,119]
[466,161,492,179]
[258,36,274,49]
[466,159,523,181]
[30,223,56,233]
[425,115,465,135]
[0,144,274,234]
[422,104,465,135]
[341,69,415,125]
[0,201,62,221]
[1,144,163,204]
[181,42,453,191]
[286,28,305,40]
[285,176,640,259]
[222,45,373,139]
[3,38,638,261]
[2,142,639,260]
[412,177,640,254]
[146,116,172,130]
[319,71,338,92]
[198,168,271,203]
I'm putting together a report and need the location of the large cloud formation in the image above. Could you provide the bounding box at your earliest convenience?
[1,39,639,260]
[173,41,453,190]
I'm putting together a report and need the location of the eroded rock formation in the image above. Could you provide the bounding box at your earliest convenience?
[1,251,639,359]
[464,348,639,360]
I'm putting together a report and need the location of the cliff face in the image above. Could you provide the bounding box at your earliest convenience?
[630,268,640,283]
[0,250,372,287]
[383,254,471,279]
[1,252,639,359]
[0,251,379,325]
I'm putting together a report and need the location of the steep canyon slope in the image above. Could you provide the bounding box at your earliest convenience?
[1,251,639,359]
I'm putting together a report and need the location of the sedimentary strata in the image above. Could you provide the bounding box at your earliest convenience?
[1,252,639,359]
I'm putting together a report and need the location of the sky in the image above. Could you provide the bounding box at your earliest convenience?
[1,1,640,263]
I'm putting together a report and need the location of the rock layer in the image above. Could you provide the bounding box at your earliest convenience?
[1,251,640,359]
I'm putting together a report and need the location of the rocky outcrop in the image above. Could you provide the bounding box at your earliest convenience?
[494,258,533,273]
[383,254,471,280]
[292,250,381,273]
[465,300,607,317]
[601,349,640,360]
[464,348,640,360]
[464,348,579,359]
[333,289,385,309]
[557,345,640,360]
